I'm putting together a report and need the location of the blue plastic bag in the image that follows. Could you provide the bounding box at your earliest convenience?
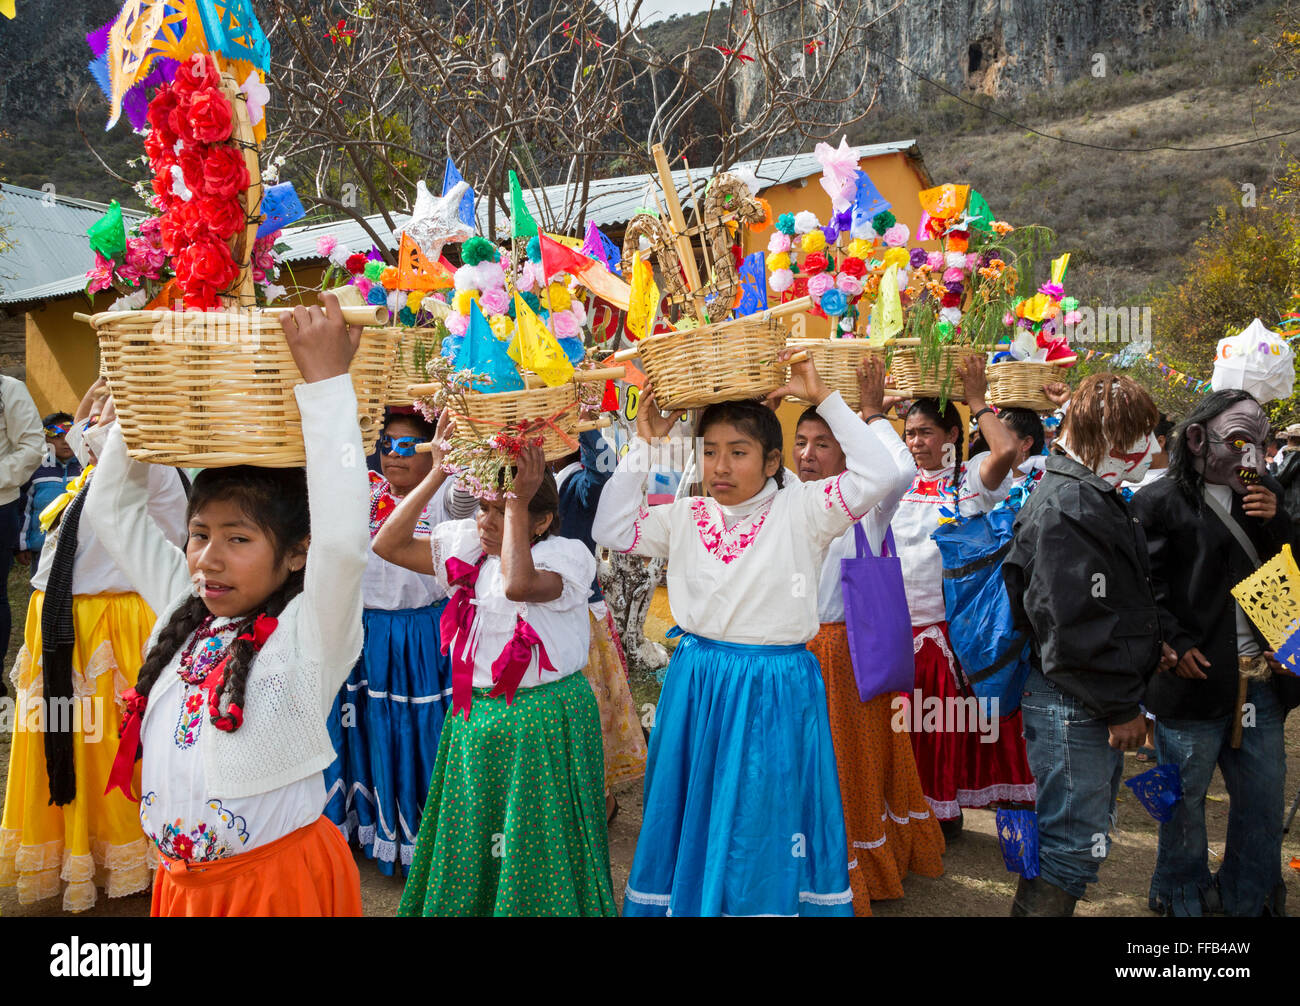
[996,809,1040,878]
[932,503,1031,717]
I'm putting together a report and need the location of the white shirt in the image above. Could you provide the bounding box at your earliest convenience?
[86,375,368,801]
[1132,466,1168,492]
[593,391,899,646]
[0,375,44,505]
[31,459,189,595]
[138,617,322,862]
[892,452,1012,627]
[361,473,451,611]
[816,419,916,623]
[430,520,595,689]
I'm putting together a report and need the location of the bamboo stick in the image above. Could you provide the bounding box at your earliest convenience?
[651,143,707,322]
[75,305,388,328]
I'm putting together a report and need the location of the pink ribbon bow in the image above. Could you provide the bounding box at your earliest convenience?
[440,555,486,720]
[488,617,558,707]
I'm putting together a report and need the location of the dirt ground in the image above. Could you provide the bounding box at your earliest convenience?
[2,563,1298,918]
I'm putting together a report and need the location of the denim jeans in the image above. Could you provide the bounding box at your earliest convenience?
[1150,678,1286,916]
[1020,667,1125,898]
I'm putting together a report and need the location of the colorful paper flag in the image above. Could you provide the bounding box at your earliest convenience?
[441,157,475,228]
[734,251,767,317]
[396,233,453,291]
[625,252,658,341]
[459,301,524,392]
[509,294,574,387]
[508,170,537,240]
[538,233,632,310]
[853,169,891,219]
[1050,253,1070,286]
[581,221,623,276]
[87,200,126,259]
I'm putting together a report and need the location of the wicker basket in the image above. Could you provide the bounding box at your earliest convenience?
[446,383,581,462]
[90,309,399,467]
[891,346,986,400]
[786,338,886,410]
[385,327,444,405]
[987,360,1058,412]
[618,314,790,411]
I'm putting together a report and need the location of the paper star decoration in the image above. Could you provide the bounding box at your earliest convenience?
[400,179,474,261]
[239,69,269,126]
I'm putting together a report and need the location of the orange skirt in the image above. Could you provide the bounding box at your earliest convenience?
[151,816,362,917]
[809,622,945,917]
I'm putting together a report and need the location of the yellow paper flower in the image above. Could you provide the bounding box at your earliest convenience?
[847,238,872,259]
[881,247,909,269]
[453,290,479,315]
[405,291,424,311]
[767,252,791,271]
[489,315,514,340]
[801,230,827,254]
[545,283,571,312]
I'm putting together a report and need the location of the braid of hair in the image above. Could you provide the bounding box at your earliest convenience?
[134,595,211,702]
[209,569,305,732]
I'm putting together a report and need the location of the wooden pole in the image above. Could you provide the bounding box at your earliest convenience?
[652,144,707,322]
[221,70,262,311]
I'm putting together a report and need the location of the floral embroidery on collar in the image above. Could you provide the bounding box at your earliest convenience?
[690,497,772,564]
[369,472,431,539]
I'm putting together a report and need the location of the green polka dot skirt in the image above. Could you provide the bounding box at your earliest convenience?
[397,671,617,916]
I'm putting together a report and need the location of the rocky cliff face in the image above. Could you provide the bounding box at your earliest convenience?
[735,0,1270,146]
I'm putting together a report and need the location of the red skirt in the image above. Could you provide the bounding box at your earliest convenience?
[907,623,1036,821]
[151,816,362,917]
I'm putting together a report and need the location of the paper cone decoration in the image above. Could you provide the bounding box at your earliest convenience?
[509,170,537,240]
[1211,318,1295,403]
[105,1,193,129]
[87,200,126,259]
[599,380,619,412]
[853,169,890,220]
[193,0,270,71]
[735,252,767,317]
[256,181,304,238]
[866,263,902,345]
[1,1,16,19]
[459,301,524,393]
[396,234,452,291]
[510,294,574,387]
[581,221,623,276]
[965,190,994,231]
[441,157,476,228]
[918,183,970,221]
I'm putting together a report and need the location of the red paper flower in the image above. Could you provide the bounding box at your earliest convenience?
[803,251,828,274]
[941,290,962,308]
[146,87,179,144]
[175,238,240,297]
[197,196,245,241]
[840,256,866,278]
[345,253,368,274]
[189,89,234,145]
[201,145,250,200]
[173,54,219,95]
[178,146,205,193]
[159,204,191,256]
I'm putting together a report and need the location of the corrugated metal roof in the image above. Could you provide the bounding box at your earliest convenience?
[4,139,924,297]
[0,184,146,306]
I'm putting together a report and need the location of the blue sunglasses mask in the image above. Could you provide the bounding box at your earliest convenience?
[380,434,422,457]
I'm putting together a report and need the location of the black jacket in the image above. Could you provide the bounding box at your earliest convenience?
[1274,448,1300,526]
[1003,455,1161,724]
[1130,473,1300,719]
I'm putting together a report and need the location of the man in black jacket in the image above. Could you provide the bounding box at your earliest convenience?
[1131,390,1300,916]
[1004,374,1170,916]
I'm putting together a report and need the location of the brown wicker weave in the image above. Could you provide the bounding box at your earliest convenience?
[623,314,791,411]
[91,309,399,467]
[987,361,1058,412]
[891,346,985,400]
[384,327,444,405]
[447,382,584,462]
[785,338,885,410]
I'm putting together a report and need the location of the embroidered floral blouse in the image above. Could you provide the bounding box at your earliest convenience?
[592,390,899,646]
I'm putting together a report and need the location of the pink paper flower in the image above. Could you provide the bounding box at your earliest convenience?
[807,272,834,298]
[883,223,909,247]
[317,236,337,259]
[445,312,469,336]
[835,273,863,297]
[942,267,965,284]
[550,309,580,338]
[479,287,509,315]
[927,251,945,271]
[767,232,791,253]
[86,253,116,294]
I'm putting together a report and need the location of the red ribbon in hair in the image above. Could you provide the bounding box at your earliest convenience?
[488,617,557,706]
[104,688,148,802]
[204,614,277,732]
[440,556,486,720]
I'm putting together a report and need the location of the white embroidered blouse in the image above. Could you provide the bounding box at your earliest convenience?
[891,452,1011,627]
[592,391,899,646]
[429,519,596,688]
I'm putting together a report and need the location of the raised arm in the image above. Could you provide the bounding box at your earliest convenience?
[960,357,1018,491]
[372,410,454,574]
[85,423,191,617]
[501,443,565,603]
[592,382,679,558]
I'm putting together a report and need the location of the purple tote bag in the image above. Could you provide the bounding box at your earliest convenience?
[842,523,915,703]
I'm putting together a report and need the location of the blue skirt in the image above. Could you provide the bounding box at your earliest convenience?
[324,600,450,876]
[624,632,853,917]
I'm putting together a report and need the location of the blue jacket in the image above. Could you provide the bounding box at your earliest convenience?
[18,451,83,552]
[556,429,616,603]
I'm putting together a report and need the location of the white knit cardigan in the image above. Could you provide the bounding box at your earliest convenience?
[86,375,368,799]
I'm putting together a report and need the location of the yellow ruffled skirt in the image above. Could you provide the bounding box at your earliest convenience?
[579,607,647,794]
[1,590,155,912]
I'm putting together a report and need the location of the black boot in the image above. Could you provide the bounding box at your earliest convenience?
[1011,875,1078,917]
[940,810,964,841]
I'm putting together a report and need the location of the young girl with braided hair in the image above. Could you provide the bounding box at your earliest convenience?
[86,294,369,916]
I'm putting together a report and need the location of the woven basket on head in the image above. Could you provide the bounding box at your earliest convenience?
[786,338,886,411]
[987,360,1058,412]
[384,327,444,405]
[91,309,399,467]
[618,314,790,411]
[891,346,986,400]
